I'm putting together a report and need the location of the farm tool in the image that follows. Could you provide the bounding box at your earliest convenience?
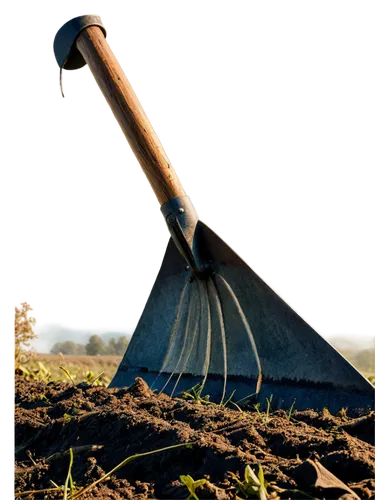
[54,15,374,411]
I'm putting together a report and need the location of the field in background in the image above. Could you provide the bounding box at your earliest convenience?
[335,349,374,383]
[20,353,122,386]
[20,348,374,388]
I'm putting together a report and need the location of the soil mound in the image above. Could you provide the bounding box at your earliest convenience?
[15,377,375,499]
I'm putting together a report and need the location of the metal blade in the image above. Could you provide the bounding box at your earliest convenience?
[110,222,374,411]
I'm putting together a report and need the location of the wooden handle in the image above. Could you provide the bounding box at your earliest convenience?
[76,26,186,206]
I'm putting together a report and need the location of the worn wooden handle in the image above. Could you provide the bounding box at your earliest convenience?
[76,26,186,206]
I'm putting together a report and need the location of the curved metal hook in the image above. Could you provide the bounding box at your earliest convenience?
[51,12,109,99]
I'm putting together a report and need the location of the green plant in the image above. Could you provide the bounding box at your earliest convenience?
[230,465,314,500]
[72,441,195,499]
[229,464,269,500]
[63,448,76,500]
[60,366,76,384]
[219,389,236,408]
[253,402,261,416]
[287,399,296,421]
[15,442,196,499]
[16,361,52,383]
[181,383,240,410]
[39,394,51,405]
[86,370,105,386]
[265,395,272,420]
[253,395,273,424]
[180,474,207,500]
[63,413,73,423]
[181,382,211,404]
[230,400,243,412]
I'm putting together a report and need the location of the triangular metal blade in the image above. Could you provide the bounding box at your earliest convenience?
[110,222,374,411]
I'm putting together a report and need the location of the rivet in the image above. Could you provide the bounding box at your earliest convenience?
[178,208,185,213]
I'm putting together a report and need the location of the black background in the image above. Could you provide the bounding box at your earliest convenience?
[8,7,374,329]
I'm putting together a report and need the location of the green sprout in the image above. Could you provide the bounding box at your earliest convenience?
[253,395,273,424]
[219,389,237,408]
[229,464,268,500]
[63,448,76,500]
[181,383,240,410]
[39,394,51,405]
[181,382,211,404]
[287,399,296,421]
[59,366,76,384]
[230,464,314,500]
[86,370,105,386]
[265,395,272,421]
[180,474,207,500]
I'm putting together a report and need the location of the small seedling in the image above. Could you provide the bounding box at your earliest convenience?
[39,394,51,405]
[254,402,262,418]
[287,399,296,421]
[253,403,270,424]
[180,474,207,500]
[86,370,105,386]
[63,448,76,500]
[219,389,236,408]
[265,395,272,421]
[181,384,240,410]
[253,395,273,424]
[230,400,243,412]
[229,464,269,500]
[60,366,76,384]
[230,464,313,500]
[181,382,211,405]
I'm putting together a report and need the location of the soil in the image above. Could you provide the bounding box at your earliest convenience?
[15,376,375,499]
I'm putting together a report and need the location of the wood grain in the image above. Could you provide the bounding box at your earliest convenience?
[76,26,186,206]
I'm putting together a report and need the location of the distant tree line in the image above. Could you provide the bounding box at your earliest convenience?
[50,335,129,356]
